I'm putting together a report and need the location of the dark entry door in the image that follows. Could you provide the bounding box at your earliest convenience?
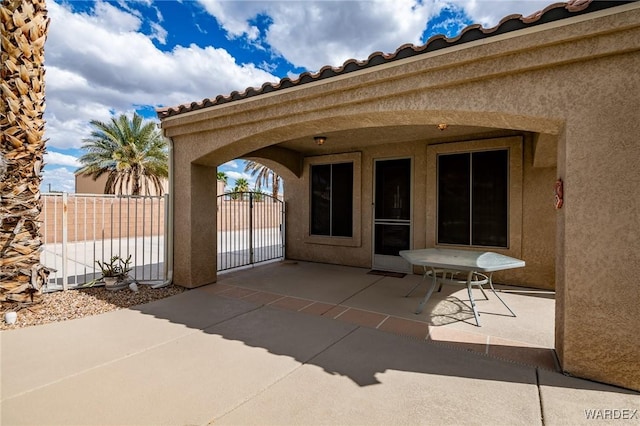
[372,158,412,272]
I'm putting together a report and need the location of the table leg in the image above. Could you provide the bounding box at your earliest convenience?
[405,265,427,297]
[466,270,481,326]
[415,266,438,314]
[487,272,516,317]
[476,274,489,300]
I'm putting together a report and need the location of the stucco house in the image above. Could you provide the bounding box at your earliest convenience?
[157,1,640,391]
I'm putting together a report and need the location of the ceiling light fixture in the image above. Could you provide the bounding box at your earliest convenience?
[314,136,327,145]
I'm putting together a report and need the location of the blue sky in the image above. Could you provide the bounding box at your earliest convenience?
[42,0,551,193]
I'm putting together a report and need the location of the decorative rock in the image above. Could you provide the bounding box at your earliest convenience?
[4,311,17,325]
[0,285,185,330]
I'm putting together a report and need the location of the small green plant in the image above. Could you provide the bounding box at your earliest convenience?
[82,255,133,287]
[96,255,132,278]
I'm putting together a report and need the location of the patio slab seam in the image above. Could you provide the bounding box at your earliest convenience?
[296,300,318,312]
[375,315,391,329]
[331,306,349,319]
[333,275,387,306]
[425,339,560,373]
[1,302,269,403]
[536,368,546,425]
[1,325,206,403]
[209,324,361,425]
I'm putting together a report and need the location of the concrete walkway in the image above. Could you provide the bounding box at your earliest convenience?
[2,265,639,425]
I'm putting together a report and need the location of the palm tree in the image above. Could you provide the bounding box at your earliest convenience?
[77,113,168,195]
[0,0,50,305]
[234,178,249,192]
[230,177,248,200]
[217,171,228,191]
[244,160,281,201]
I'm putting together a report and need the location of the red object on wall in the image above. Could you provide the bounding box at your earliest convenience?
[555,179,563,209]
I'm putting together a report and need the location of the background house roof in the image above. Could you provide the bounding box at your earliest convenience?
[156,0,630,120]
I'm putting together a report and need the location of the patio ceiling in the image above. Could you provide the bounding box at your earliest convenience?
[274,124,528,156]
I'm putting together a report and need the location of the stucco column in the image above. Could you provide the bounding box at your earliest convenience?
[556,57,640,391]
[172,160,218,288]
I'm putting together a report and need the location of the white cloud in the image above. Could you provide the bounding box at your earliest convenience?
[44,1,278,152]
[198,0,263,40]
[41,167,77,193]
[274,0,447,70]
[225,171,252,182]
[197,0,554,71]
[45,152,81,168]
[448,0,551,28]
[198,0,445,71]
[149,21,168,44]
[92,0,142,33]
[224,170,259,190]
[223,160,241,169]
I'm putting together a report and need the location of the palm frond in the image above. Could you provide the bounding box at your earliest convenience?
[77,113,168,195]
[243,160,281,199]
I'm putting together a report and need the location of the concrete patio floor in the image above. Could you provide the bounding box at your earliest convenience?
[218,260,557,370]
[2,261,638,425]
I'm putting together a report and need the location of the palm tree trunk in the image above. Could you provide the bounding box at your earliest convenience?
[272,176,279,202]
[131,165,141,196]
[0,0,50,304]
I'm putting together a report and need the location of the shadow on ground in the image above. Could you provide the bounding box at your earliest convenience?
[132,283,638,396]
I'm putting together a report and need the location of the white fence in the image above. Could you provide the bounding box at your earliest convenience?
[40,191,286,291]
[41,193,168,291]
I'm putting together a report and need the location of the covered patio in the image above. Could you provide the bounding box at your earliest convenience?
[215,260,557,371]
[158,1,640,391]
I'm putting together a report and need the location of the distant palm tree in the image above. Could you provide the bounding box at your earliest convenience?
[217,171,228,186]
[77,113,168,195]
[231,178,249,201]
[216,171,228,196]
[244,160,281,201]
[252,187,264,202]
[233,177,249,193]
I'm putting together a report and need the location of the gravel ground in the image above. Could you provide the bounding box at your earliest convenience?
[1,284,186,331]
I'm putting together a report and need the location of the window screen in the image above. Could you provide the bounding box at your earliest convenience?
[437,149,508,248]
[311,162,353,237]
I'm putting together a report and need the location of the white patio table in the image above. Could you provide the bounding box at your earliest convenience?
[399,248,525,326]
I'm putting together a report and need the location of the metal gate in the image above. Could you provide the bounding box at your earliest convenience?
[217,191,285,271]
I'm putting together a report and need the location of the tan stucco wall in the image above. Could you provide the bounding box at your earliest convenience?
[161,4,640,390]
[75,173,169,195]
[555,52,640,389]
[284,134,555,289]
[75,173,109,194]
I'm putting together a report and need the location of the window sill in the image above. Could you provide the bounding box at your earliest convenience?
[304,234,361,247]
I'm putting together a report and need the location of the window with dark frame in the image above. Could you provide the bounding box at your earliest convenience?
[437,149,508,248]
[310,162,354,237]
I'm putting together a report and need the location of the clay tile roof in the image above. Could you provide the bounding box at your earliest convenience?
[156,0,629,120]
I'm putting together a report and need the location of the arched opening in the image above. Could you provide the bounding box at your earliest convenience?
[189,111,559,361]
[216,158,288,272]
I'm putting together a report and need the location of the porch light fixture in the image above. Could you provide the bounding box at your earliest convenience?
[314,136,327,145]
[437,123,448,131]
